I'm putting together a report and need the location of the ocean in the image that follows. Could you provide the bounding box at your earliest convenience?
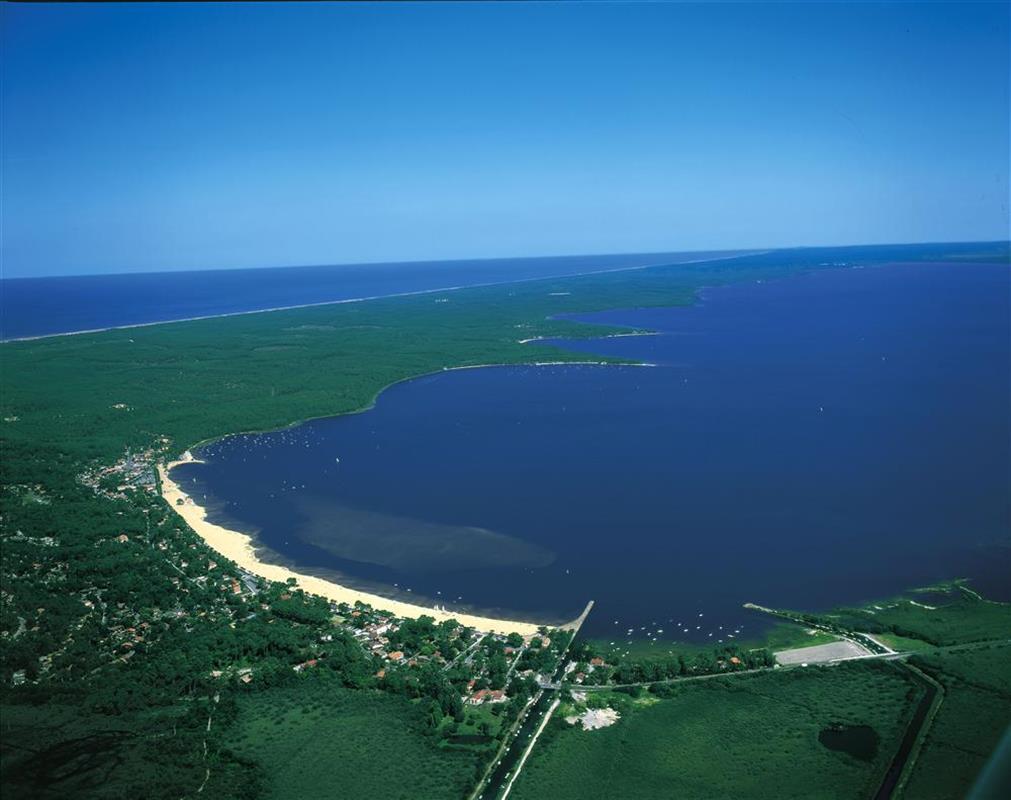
[172,259,1011,642]
[0,250,734,341]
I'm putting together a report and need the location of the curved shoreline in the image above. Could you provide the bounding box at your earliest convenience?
[147,261,791,636]
[156,360,643,635]
[166,359,654,462]
[159,454,546,635]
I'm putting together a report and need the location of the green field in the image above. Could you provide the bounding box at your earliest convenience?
[512,660,921,800]
[763,622,841,651]
[871,633,936,653]
[824,587,1011,647]
[222,682,485,800]
[898,643,1011,799]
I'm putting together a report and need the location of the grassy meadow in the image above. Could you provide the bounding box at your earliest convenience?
[511,660,921,800]
[826,586,1011,647]
[898,643,1011,799]
[222,683,485,800]
[762,622,841,651]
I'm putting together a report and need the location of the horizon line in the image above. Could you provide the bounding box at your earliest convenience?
[1,250,770,344]
[4,237,1007,281]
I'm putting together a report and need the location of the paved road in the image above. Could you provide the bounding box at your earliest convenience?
[500,697,560,800]
[473,601,594,800]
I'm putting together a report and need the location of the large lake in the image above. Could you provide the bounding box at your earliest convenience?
[174,261,1010,642]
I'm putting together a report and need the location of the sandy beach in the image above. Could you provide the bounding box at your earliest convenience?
[158,453,543,635]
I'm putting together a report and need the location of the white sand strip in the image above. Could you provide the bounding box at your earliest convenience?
[159,456,542,635]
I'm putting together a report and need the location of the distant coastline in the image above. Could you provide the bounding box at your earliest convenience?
[2,251,763,343]
[160,453,547,635]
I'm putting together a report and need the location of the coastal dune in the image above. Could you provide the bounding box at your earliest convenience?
[158,455,543,635]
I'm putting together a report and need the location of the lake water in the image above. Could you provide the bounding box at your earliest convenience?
[0,250,730,340]
[173,261,1010,642]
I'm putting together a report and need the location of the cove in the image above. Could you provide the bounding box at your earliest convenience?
[172,261,1010,641]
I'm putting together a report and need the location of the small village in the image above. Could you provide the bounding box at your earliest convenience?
[5,448,580,718]
[77,444,165,501]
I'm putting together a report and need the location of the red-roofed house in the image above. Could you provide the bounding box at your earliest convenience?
[466,689,507,706]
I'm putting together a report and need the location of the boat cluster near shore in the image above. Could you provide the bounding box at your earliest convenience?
[160,454,544,635]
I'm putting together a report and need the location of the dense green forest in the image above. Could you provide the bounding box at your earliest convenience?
[2,242,1008,798]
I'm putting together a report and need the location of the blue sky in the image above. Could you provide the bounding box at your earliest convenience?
[2,2,1008,277]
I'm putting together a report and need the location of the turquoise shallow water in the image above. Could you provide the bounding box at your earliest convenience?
[175,259,1010,641]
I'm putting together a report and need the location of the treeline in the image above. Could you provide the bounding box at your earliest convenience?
[567,640,776,686]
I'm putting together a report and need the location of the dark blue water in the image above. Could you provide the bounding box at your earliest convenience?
[0,250,732,340]
[173,260,1010,641]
